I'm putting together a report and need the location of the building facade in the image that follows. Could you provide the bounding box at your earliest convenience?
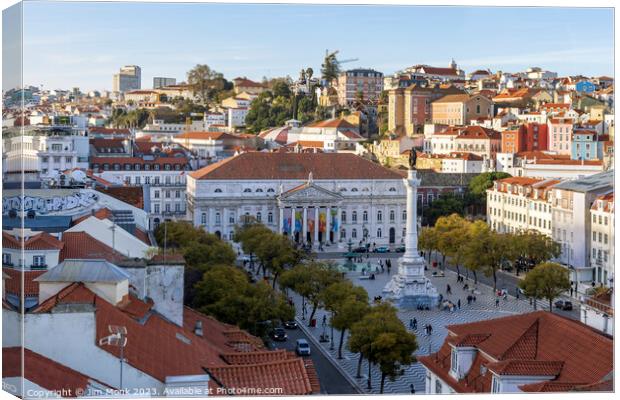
[187,152,407,248]
[112,65,141,93]
[335,69,383,107]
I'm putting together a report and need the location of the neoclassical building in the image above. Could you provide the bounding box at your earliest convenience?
[187,152,407,248]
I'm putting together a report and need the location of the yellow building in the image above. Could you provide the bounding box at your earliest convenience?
[431,94,492,125]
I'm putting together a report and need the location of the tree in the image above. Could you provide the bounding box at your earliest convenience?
[513,231,561,273]
[418,227,440,263]
[519,262,570,312]
[463,222,516,290]
[468,172,511,214]
[423,193,468,226]
[435,214,471,276]
[280,262,343,326]
[348,303,417,393]
[187,64,228,106]
[321,50,341,85]
[322,281,369,359]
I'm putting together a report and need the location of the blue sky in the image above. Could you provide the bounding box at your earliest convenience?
[19,2,614,92]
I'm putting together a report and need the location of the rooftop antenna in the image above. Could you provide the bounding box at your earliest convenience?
[99,325,128,389]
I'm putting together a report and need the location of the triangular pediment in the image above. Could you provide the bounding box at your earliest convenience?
[279,183,343,202]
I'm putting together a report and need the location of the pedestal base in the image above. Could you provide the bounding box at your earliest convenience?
[383,258,440,309]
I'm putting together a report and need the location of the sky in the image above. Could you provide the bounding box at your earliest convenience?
[13,1,615,92]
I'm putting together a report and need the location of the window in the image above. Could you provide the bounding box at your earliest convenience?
[491,376,500,393]
[363,211,368,222]
[256,188,263,193]
[268,212,273,223]
[389,210,395,222]
[243,188,252,193]
[229,213,235,223]
[341,229,346,239]
[165,204,171,213]
[154,204,160,213]
[154,177,160,185]
[2,253,11,266]
[389,187,396,192]
[175,203,181,213]
[352,211,358,222]
[175,190,181,198]
[256,212,262,222]
[377,210,383,222]
[135,177,141,185]
[604,234,608,244]
[32,255,46,267]
[352,229,357,239]
[154,190,160,199]
[451,349,458,372]
[341,211,347,223]
[165,190,171,198]
[215,188,222,193]
[351,188,359,192]
[402,210,407,221]
[267,188,275,193]
[377,228,382,238]
[435,379,442,394]
[215,212,221,224]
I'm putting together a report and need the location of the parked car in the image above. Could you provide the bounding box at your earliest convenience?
[373,246,390,253]
[352,246,367,253]
[283,320,298,329]
[554,300,573,311]
[295,339,311,356]
[394,246,406,253]
[269,327,287,341]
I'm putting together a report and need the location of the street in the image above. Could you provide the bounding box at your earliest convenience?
[271,325,360,394]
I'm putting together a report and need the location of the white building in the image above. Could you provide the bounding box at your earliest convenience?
[550,171,613,289]
[440,152,485,173]
[487,177,558,236]
[227,107,249,129]
[187,152,407,248]
[589,192,614,285]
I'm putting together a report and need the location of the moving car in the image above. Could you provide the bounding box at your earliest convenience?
[394,246,406,253]
[269,327,288,341]
[283,320,298,329]
[554,300,573,311]
[295,339,311,356]
[373,246,390,253]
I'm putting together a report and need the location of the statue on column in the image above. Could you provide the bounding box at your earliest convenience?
[408,147,418,170]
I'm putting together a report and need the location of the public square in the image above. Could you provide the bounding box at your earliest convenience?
[285,255,565,394]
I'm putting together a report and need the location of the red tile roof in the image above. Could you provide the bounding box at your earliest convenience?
[175,131,236,141]
[419,311,613,393]
[95,186,144,209]
[3,267,45,297]
[189,152,403,180]
[3,347,113,395]
[60,231,126,264]
[2,231,64,251]
[30,283,318,394]
[306,118,356,129]
[455,126,501,140]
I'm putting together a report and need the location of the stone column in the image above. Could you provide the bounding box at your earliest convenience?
[302,206,308,244]
[278,207,284,234]
[335,206,341,243]
[290,206,295,240]
[314,207,319,244]
[325,206,331,243]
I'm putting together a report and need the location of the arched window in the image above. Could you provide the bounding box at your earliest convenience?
[341,211,347,223]
[215,212,221,224]
[243,188,252,193]
[267,188,275,193]
[214,188,222,193]
[389,210,395,222]
[402,210,407,221]
[352,211,358,222]
[340,187,347,192]
[352,229,357,239]
[351,188,359,192]
[363,211,368,222]
[362,187,369,192]
[256,188,263,192]
[256,212,262,222]
[341,229,346,239]
[268,212,273,223]
[377,210,382,222]
[389,187,396,192]
[201,213,207,225]
[363,228,369,238]
[377,228,382,238]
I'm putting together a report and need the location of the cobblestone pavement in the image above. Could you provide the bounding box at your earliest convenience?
[288,260,543,395]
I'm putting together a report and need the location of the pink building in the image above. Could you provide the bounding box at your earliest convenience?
[548,117,573,155]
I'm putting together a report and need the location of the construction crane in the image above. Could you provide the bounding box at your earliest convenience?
[324,49,359,67]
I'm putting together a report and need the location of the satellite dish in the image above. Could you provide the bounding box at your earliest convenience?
[70,169,86,182]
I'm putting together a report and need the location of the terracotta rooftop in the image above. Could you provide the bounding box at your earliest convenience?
[189,152,403,180]
[306,118,356,129]
[175,131,237,141]
[2,231,64,251]
[3,347,113,396]
[433,94,471,103]
[3,267,45,297]
[96,186,144,209]
[60,231,126,264]
[418,311,612,393]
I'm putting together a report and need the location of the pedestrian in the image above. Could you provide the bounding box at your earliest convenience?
[473,295,477,302]
[457,299,461,309]
[570,287,574,297]
[322,314,327,326]
[428,324,433,335]
[495,298,500,307]
[439,293,443,303]
[503,292,508,301]
[413,317,417,330]
[409,318,414,329]
[447,284,451,295]
[410,384,416,394]
[516,288,520,299]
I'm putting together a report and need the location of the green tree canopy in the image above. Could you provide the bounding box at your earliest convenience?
[187,64,230,106]
[519,262,570,311]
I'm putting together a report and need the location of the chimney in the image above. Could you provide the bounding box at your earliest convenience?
[194,320,203,337]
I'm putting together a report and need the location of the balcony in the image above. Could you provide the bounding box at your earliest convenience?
[30,264,48,270]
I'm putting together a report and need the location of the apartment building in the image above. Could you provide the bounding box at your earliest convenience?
[112,65,141,92]
[589,192,614,285]
[335,69,383,107]
[431,94,493,126]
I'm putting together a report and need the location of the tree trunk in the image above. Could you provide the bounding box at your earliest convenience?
[338,329,346,359]
[272,272,279,289]
[549,298,553,313]
[380,372,386,394]
[473,270,478,284]
[356,354,363,378]
[456,264,461,276]
[442,254,446,268]
[308,303,318,326]
[493,269,497,290]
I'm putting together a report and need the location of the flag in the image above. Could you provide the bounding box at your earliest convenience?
[295,211,302,232]
[319,210,326,233]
